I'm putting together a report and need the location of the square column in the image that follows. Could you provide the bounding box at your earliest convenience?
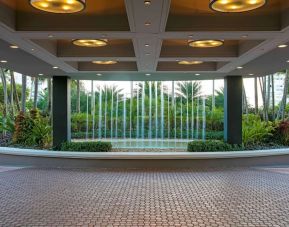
[52,76,71,148]
[224,76,242,144]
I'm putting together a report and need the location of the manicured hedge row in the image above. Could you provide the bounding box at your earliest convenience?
[187,140,243,152]
[59,141,112,152]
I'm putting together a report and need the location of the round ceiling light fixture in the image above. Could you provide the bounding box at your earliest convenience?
[30,0,85,14]
[188,39,224,48]
[73,39,108,47]
[92,60,118,65]
[178,60,203,65]
[209,0,266,13]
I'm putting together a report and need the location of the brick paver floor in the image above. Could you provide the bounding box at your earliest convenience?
[1,167,289,227]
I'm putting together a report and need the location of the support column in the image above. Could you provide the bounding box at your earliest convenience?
[52,76,71,148]
[224,76,242,144]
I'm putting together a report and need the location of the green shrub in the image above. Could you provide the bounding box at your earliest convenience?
[12,109,52,149]
[242,114,275,146]
[59,141,112,152]
[187,140,242,152]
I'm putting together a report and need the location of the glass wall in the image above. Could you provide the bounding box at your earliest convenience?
[71,80,224,148]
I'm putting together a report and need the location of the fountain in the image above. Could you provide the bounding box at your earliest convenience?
[73,80,213,149]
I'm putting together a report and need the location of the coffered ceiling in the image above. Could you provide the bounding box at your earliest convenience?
[0,0,288,81]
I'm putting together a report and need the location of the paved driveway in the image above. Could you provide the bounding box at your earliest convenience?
[0,167,289,226]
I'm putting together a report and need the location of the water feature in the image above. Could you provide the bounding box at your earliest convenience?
[76,80,213,149]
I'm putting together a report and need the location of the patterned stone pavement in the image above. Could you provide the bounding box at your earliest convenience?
[1,167,289,227]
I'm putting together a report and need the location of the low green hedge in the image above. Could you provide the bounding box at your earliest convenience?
[187,140,243,152]
[59,141,112,152]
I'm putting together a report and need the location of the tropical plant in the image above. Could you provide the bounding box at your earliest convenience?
[275,120,289,145]
[242,114,275,145]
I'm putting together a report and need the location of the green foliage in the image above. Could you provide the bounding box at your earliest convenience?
[71,113,92,132]
[187,140,242,152]
[12,109,52,149]
[242,114,275,146]
[0,114,15,133]
[59,141,112,152]
[206,108,224,131]
[0,84,29,104]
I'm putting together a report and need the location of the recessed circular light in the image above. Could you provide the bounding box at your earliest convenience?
[209,0,266,13]
[287,60,289,63]
[31,48,35,51]
[145,53,150,56]
[0,60,7,63]
[278,44,288,48]
[237,66,243,69]
[38,73,43,76]
[189,39,224,48]
[144,0,151,6]
[145,22,151,26]
[73,39,108,47]
[145,73,151,76]
[178,60,203,65]
[92,60,117,65]
[10,45,19,49]
[145,44,150,47]
[48,34,54,38]
[53,66,59,69]
[29,0,86,14]
[97,73,102,76]
[249,73,254,76]
[242,35,248,38]
[195,73,200,76]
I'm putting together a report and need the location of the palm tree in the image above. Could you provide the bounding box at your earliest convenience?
[176,81,202,100]
[10,70,20,112]
[33,76,38,109]
[277,70,289,120]
[0,68,8,118]
[254,77,258,114]
[21,74,27,112]
[76,80,81,113]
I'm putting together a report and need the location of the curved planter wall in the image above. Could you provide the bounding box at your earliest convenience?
[1,147,289,169]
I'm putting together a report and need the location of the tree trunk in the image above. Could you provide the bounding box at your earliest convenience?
[10,72,14,116]
[265,76,271,121]
[46,78,52,114]
[277,70,289,120]
[76,80,81,113]
[212,79,215,111]
[242,83,248,115]
[10,71,20,112]
[33,77,38,109]
[259,77,267,120]
[0,68,8,118]
[21,74,27,112]
[254,77,258,114]
[271,74,275,120]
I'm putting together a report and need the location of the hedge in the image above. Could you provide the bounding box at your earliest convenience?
[59,141,112,152]
[187,140,243,152]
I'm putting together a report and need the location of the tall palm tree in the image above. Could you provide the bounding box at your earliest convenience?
[21,74,27,112]
[10,70,20,112]
[33,76,38,109]
[175,81,202,100]
[0,68,8,118]
[277,70,289,120]
[254,77,258,114]
[76,80,81,113]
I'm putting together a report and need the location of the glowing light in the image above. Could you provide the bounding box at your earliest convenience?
[209,0,266,13]
[30,0,85,14]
